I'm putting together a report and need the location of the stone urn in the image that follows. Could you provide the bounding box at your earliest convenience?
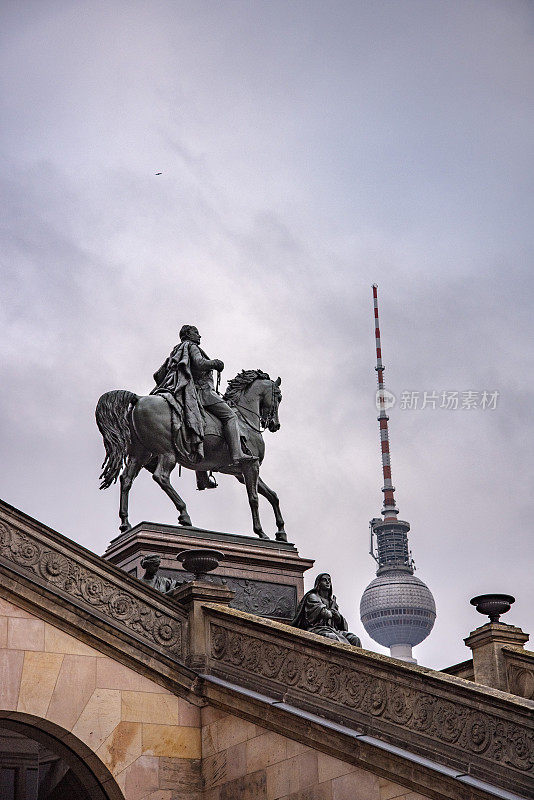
[470,593,515,623]
[176,549,224,580]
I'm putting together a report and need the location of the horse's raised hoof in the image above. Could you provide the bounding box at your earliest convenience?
[119,523,131,533]
[178,513,193,527]
[275,530,288,543]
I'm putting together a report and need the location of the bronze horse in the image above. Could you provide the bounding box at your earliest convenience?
[95,370,286,541]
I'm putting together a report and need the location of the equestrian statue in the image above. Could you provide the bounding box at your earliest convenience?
[95,324,286,541]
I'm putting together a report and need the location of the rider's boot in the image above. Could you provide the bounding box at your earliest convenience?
[196,471,218,490]
[223,418,256,466]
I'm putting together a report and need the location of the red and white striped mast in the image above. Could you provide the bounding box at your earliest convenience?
[373,283,398,521]
[361,285,436,663]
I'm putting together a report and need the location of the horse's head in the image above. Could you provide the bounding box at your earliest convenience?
[224,371,282,433]
[260,375,282,432]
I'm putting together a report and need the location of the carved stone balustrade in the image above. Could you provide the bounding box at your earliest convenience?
[200,603,534,798]
[0,501,187,672]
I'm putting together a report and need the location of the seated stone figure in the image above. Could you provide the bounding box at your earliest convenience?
[140,555,178,594]
[291,573,361,646]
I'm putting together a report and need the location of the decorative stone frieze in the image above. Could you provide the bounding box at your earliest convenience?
[161,570,297,619]
[205,610,534,795]
[0,515,184,659]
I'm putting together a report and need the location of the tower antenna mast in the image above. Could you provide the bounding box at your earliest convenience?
[373,283,398,521]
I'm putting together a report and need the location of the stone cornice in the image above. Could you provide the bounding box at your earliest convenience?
[465,623,530,650]
[104,519,314,573]
[503,646,534,664]
[202,603,534,797]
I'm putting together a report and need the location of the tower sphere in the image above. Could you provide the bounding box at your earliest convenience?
[360,570,436,649]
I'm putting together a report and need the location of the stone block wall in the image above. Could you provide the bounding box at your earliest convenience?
[0,596,202,799]
[201,708,431,800]
[0,595,433,799]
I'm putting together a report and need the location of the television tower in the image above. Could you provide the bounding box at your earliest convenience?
[359,284,436,663]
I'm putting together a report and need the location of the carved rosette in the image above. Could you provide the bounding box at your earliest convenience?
[209,623,534,778]
[0,519,182,657]
[108,591,137,622]
[152,615,181,649]
[39,551,70,584]
[11,536,40,567]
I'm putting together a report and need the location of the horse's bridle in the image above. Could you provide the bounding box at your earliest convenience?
[233,381,278,433]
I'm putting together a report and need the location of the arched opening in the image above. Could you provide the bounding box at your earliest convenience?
[0,713,124,800]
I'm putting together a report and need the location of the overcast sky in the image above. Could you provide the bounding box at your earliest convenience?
[1,0,533,669]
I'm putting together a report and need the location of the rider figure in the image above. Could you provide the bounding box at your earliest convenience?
[154,325,255,472]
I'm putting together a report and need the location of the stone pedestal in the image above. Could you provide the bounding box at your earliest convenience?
[170,580,234,670]
[103,521,314,622]
[464,621,529,692]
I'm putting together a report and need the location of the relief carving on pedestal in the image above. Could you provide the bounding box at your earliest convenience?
[161,569,297,619]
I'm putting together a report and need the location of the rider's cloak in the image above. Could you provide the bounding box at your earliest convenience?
[151,340,206,462]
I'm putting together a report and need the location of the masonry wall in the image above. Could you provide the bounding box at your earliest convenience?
[201,708,431,800]
[0,595,433,800]
[0,596,202,799]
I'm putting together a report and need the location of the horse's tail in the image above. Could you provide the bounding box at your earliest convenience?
[95,390,140,489]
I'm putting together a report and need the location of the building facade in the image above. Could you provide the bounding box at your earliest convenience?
[0,499,532,800]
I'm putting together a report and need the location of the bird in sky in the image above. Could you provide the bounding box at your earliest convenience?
[155,172,162,175]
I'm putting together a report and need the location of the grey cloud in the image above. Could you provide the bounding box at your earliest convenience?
[1,1,533,668]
